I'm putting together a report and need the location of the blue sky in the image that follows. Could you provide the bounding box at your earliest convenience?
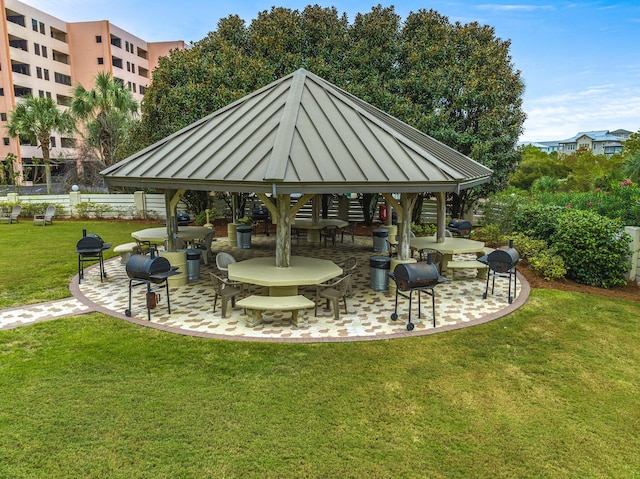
[27,0,640,142]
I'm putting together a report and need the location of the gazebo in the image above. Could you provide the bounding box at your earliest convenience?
[102,68,492,267]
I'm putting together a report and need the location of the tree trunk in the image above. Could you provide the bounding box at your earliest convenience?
[275,194,292,268]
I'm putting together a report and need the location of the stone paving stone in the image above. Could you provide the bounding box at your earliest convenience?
[1,234,525,340]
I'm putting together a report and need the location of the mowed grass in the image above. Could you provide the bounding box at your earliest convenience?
[0,220,156,308]
[1,221,640,477]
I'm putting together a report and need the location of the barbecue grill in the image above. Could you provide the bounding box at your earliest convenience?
[478,240,520,303]
[124,254,180,320]
[446,218,473,237]
[251,207,270,236]
[75,231,112,284]
[388,258,449,330]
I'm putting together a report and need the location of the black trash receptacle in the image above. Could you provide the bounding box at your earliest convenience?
[370,255,391,291]
[373,228,389,253]
[186,248,201,281]
[236,225,252,249]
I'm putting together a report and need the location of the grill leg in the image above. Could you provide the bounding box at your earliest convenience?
[146,282,152,321]
[165,280,172,314]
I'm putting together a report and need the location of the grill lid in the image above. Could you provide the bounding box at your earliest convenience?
[126,254,179,282]
[479,243,520,273]
[390,262,446,290]
[76,234,111,253]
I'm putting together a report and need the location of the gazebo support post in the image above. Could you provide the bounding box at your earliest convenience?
[435,192,447,243]
[164,189,185,252]
[382,193,417,261]
[275,194,292,268]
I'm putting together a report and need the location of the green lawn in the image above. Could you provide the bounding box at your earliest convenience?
[1,221,640,478]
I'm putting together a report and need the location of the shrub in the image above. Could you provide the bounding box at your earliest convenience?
[74,202,113,219]
[509,233,547,262]
[529,248,567,281]
[510,203,566,241]
[471,223,507,247]
[550,210,631,287]
[18,202,61,217]
[410,222,436,236]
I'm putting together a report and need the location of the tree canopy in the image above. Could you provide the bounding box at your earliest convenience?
[126,5,525,209]
[6,96,75,194]
[71,72,138,167]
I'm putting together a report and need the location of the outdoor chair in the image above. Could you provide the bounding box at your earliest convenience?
[319,225,338,247]
[209,272,243,318]
[315,274,352,320]
[193,231,215,265]
[215,251,237,275]
[340,222,357,243]
[33,205,55,226]
[336,257,357,296]
[292,227,308,244]
[0,204,21,224]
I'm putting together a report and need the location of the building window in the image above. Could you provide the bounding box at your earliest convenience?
[54,72,72,86]
[0,88,4,96]
[0,113,6,121]
[97,57,104,65]
[50,137,56,147]
[46,92,51,99]
[3,138,9,146]
[112,57,123,69]
[139,85,147,95]
[126,61,130,72]
[61,137,76,148]
[36,67,42,79]
[32,19,38,32]
[96,35,102,43]
[39,90,45,97]
[39,22,45,35]
[44,69,49,81]
[34,43,40,55]
[125,40,129,51]
[42,46,47,58]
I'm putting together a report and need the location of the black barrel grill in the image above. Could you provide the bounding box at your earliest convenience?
[75,231,112,284]
[478,240,520,303]
[446,218,473,237]
[388,259,449,330]
[125,254,180,320]
[251,206,271,236]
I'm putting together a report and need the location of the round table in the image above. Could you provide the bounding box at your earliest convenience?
[131,226,213,244]
[409,237,486,277]
[292,219,349,244]
[227,256,342,296]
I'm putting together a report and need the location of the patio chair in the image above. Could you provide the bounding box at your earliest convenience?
[0,204,21,224]
[193,230,215,265]
[336,257,357,296]
[215,251,237,274]
[340,222,357,243]
[315,274,352,320]
[319,225,338,247]
[292,227,308,244]
[209,272,243,318]
[33,205,56,226]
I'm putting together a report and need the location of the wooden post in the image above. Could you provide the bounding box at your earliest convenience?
[435,192,446,243]
[397,193,418,260]
[275,193,292,268]
[163,189,185,251]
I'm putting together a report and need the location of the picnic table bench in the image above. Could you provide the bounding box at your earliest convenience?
[236,295,315,327]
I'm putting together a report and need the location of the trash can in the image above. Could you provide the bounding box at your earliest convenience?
[236,225,252,249]
[373,228,389,253]
[370,255,391,291]
[186,248,201,281]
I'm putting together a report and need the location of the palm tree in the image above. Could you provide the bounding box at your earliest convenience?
[70,72,138,167]
[6,96,75,194]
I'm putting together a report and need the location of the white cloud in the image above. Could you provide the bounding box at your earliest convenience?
[521,85,640,141]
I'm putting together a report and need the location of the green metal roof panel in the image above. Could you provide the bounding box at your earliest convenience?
[102,68,492,193]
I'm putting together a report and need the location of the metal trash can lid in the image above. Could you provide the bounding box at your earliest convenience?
[370,256,391,268]
[373,228,389,237]
[186,248,202,260]
[236,225,252,232]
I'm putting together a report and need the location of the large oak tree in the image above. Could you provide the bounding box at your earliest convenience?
[126,5,525,213]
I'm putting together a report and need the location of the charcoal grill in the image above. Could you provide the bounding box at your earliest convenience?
[388,258,449,330]
[124,253,180,320]
[75,231,112,284]
[478,240,520,303]
[446,218,473,237]
[251,206,270,236]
